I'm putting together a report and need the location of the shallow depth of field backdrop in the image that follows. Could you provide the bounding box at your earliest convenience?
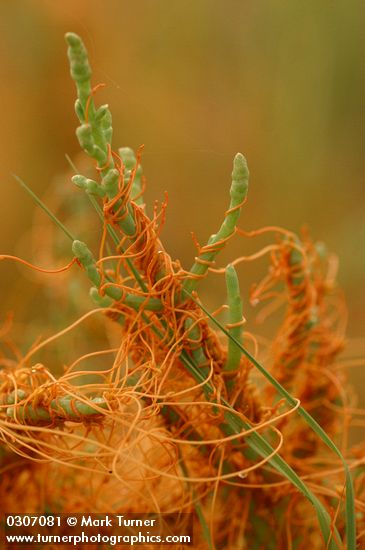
[0,1,364,432]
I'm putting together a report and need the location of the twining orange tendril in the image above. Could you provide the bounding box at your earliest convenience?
[0,255,78,274]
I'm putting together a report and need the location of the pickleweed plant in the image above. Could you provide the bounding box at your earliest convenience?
[0,32,364,550]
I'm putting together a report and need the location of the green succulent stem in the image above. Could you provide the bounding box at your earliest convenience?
[72,240,162,311]
[6,392,109,423]
[224,264,244,374]
[66,32,114,174]
[119,147,144,205]
[183,153,249,295]
[184,317,208,371]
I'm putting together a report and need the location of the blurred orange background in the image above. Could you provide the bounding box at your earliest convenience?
[0,2,364,402]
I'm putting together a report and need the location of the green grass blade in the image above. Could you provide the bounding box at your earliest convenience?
[179,342,341,549]
[186,291,356,549]
[13,174,76,241]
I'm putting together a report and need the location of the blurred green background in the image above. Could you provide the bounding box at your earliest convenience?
[0,1,364,389]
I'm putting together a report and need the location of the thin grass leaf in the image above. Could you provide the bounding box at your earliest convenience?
[186,291,356,550]
[179,341,341,549]
[13,174,76,241]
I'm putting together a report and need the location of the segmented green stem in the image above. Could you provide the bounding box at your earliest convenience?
[66,32,114,174]
[72,240,162,311]
[184,317,208,369]
[66,33,149,296]
[183,153,248,294]
[224,264,244,372]
[119,147,144,205]
[6,391,108,423]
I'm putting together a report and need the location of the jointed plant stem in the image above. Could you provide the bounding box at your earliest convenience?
[224,264,244,374]
[7,391,108,423]
[183,153,249,295]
